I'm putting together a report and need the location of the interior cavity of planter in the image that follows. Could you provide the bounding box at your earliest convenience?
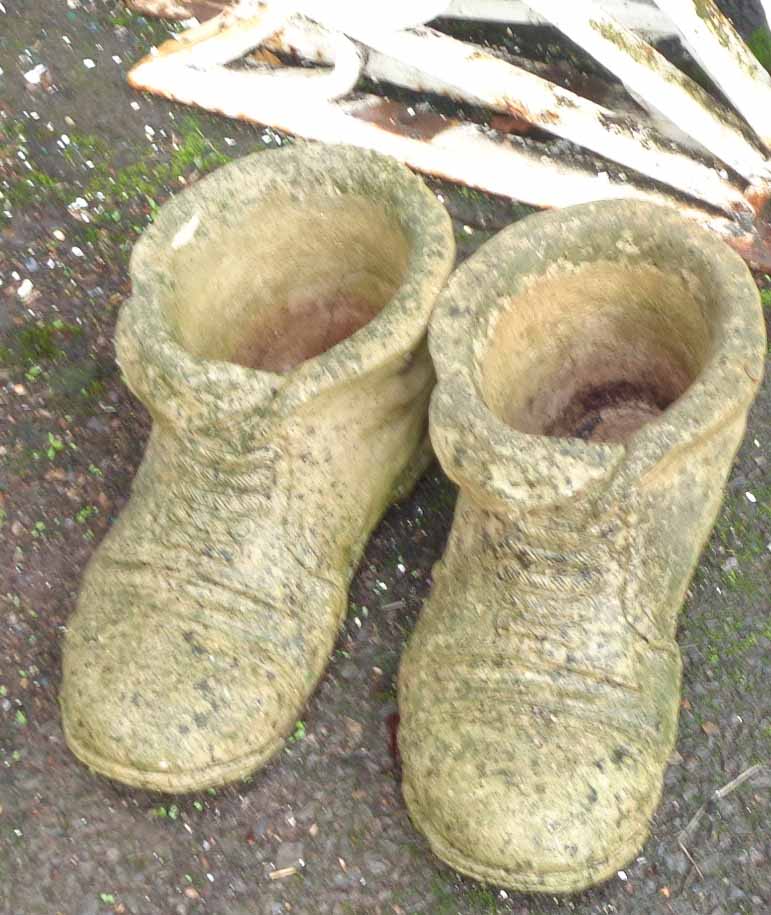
[165,192,411,373]
[481,261,713,444]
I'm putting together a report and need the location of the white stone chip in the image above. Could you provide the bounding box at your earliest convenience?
[23,64,47,85]
[171,213,200,250]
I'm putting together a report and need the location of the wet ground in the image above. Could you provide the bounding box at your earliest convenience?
[1,2,769,914]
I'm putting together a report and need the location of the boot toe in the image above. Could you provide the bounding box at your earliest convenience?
[401,716,662,892]
[61,607,303,792]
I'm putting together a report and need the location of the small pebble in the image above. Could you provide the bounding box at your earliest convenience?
[83,58,96,69]
[745,492,757,503]
[268,867,297,880]
[17,279,33,300]
[23,64,47,85]
[71,246,84,258]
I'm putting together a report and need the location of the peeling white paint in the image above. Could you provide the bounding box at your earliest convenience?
[445,0,676,37]
[527,0,771,186]
[291,20,750,216]
[655,0,771,154]
[124,0,771,270]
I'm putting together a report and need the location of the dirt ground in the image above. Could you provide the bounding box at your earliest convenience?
[1,2,769,914]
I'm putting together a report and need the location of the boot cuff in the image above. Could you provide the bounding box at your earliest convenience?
[116,143,454,428]
[429,201,766,511]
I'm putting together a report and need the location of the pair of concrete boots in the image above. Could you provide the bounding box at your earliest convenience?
[60,145,765,894]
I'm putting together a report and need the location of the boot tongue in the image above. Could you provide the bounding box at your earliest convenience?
[489,435,626,514]
[431,381,626,516]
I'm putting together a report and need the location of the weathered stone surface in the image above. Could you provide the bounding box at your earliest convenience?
[60,143,454,793]
[398,200,766,893]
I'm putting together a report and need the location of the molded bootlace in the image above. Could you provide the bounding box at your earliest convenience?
[159,422,283,542]
[482,507,642,690]
[491,510,621,626]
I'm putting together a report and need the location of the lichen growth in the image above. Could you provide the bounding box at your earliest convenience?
[589,17,764,147]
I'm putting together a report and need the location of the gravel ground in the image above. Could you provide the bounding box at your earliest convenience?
[0,2,769,915]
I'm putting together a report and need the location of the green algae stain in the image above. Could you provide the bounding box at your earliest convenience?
[749,26,771,74]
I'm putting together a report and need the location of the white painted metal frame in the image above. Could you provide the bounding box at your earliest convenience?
[446,0,676,38]
[652,0,771,151]
[525,0,771,187]
[124,0,771,269]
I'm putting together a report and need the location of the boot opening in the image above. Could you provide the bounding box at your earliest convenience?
[481,262,712,444]
[165,193,411,373]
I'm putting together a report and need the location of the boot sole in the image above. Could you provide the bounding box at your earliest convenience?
[402,779,649,894]
[62,707,288,793]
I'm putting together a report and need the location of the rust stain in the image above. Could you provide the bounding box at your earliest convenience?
[354,99,451,141]
[189,0,232,22]
[490,113,536,137]
[500,97,559,128]
[726,219,771,273]
[498,97,534,126]
[127,0,231,21]
[249,47,283,68]
[744,183,771,219]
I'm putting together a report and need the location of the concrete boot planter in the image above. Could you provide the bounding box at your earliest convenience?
[399,201,765,893]
[61,144,454,792]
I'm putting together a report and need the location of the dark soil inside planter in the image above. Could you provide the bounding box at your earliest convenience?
[548,379,666,443]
